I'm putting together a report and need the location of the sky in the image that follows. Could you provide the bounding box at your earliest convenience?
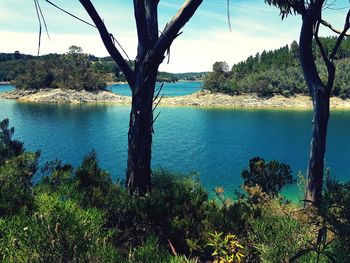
[0,0,349,73]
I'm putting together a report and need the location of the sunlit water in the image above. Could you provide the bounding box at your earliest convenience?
[1,83,350,201]
[108,81,202,97]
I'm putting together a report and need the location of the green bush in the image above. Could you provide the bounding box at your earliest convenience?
[0,193,120,262]
[0,118,24,165]
[241,157,295,197]
[249,214,310,262]
[322,178,350,259]
[0,152,40,216]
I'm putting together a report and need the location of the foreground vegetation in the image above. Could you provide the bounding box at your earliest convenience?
[204,37,350,98]
[1,118,350,262]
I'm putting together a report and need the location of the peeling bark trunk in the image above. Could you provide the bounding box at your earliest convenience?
[300,10,332,206]
[126,62,158,195]
[305,92,330,206]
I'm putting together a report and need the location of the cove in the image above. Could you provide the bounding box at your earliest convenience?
[1,87,350,200]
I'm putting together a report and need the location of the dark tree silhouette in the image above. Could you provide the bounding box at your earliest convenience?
[77,0,202,195]
[265,0,350,206]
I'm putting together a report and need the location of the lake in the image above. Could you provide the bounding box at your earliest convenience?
[108,81,202,97]
[1,83,350,200]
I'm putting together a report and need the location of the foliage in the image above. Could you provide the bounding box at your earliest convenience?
[207,231,245,263]
[0,118,40,216]
[0,118,24,165]
[241,157,295,197]
[204,37,350,98]
[0,152,40,216]
[249,213,310,262]
[0,51,206,85]
[321,177,350,259]
[0,194,120,262]
[15,47,106,91]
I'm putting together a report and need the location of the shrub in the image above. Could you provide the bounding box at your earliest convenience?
[207,231,245,263]
[249,213,310,262]
[241,157,295,197]
[129,235,171,263]
[0,194,120,262]
[321,178,350,259]
[0,152,40,216]
[0,118,24,165]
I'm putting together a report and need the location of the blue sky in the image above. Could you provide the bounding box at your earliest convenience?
[0,0,349,72]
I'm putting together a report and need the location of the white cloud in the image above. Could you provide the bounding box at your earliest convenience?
[0,28,300,73]
[159,29,299,73]
[0,30,136,58]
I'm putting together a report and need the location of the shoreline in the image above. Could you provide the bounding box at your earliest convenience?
[2,88,350,109]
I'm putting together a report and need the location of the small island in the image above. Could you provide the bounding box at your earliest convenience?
[2,39,350,109]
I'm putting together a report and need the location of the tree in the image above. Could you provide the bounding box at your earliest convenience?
[265,0,350,206]
[73,0,203,195]
[212,61,230,73]
[241,157,294,197]
[290,40,299,59]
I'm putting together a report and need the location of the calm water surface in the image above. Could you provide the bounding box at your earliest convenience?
[1,84,350,199]
[109,81,201,97]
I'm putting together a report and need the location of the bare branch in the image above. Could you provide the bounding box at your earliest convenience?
[153,0,203,63]
[79,0,134,86]
[227,0,232,32]
[330,9,350,61]
[314,20,329,66]
[33,0,42,56]
[153,82,164,103]
[321,19,350,36]
[44,0,96,28]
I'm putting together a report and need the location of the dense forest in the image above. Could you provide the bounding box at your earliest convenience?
[203,37,350,98]
[0,47,207,91]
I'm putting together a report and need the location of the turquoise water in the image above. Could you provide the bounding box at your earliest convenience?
[108,81,202,97]
[2,82,202,97]
[1,83,350,200]
[0,84,14,92]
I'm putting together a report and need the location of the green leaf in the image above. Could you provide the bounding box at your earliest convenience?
[290,248,314,262]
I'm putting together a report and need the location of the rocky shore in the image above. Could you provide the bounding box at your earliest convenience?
[2,88,350,109]
[0,89,131,104]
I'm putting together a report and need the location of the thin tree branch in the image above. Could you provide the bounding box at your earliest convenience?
[329,10,350,61]
[37,0,50,40]
[34,0,42,56]
[321,19,350,36]
[44,0,96,28]
[79,0,134,86]
[153,82,164,103]
[153,0,203,64]
[314,20,330,66]
[227,0,232,32]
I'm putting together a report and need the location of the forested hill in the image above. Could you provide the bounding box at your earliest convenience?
[203,36,350,98]
[0,48,207,91]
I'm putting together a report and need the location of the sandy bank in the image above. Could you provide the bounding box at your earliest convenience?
[2,89,350,109]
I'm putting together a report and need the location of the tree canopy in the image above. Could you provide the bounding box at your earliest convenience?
[204,37,350,98]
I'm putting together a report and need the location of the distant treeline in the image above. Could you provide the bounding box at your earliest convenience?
[0,47,207,91]
[203,36,350,98]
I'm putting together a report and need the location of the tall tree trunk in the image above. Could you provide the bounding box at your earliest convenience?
[79,0,203,195]
[299,9,330,206]
[126,61,158,195]
[305,92,330,206]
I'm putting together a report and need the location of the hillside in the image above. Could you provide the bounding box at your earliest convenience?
[0,50,207,89]
[203,36,350,98]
